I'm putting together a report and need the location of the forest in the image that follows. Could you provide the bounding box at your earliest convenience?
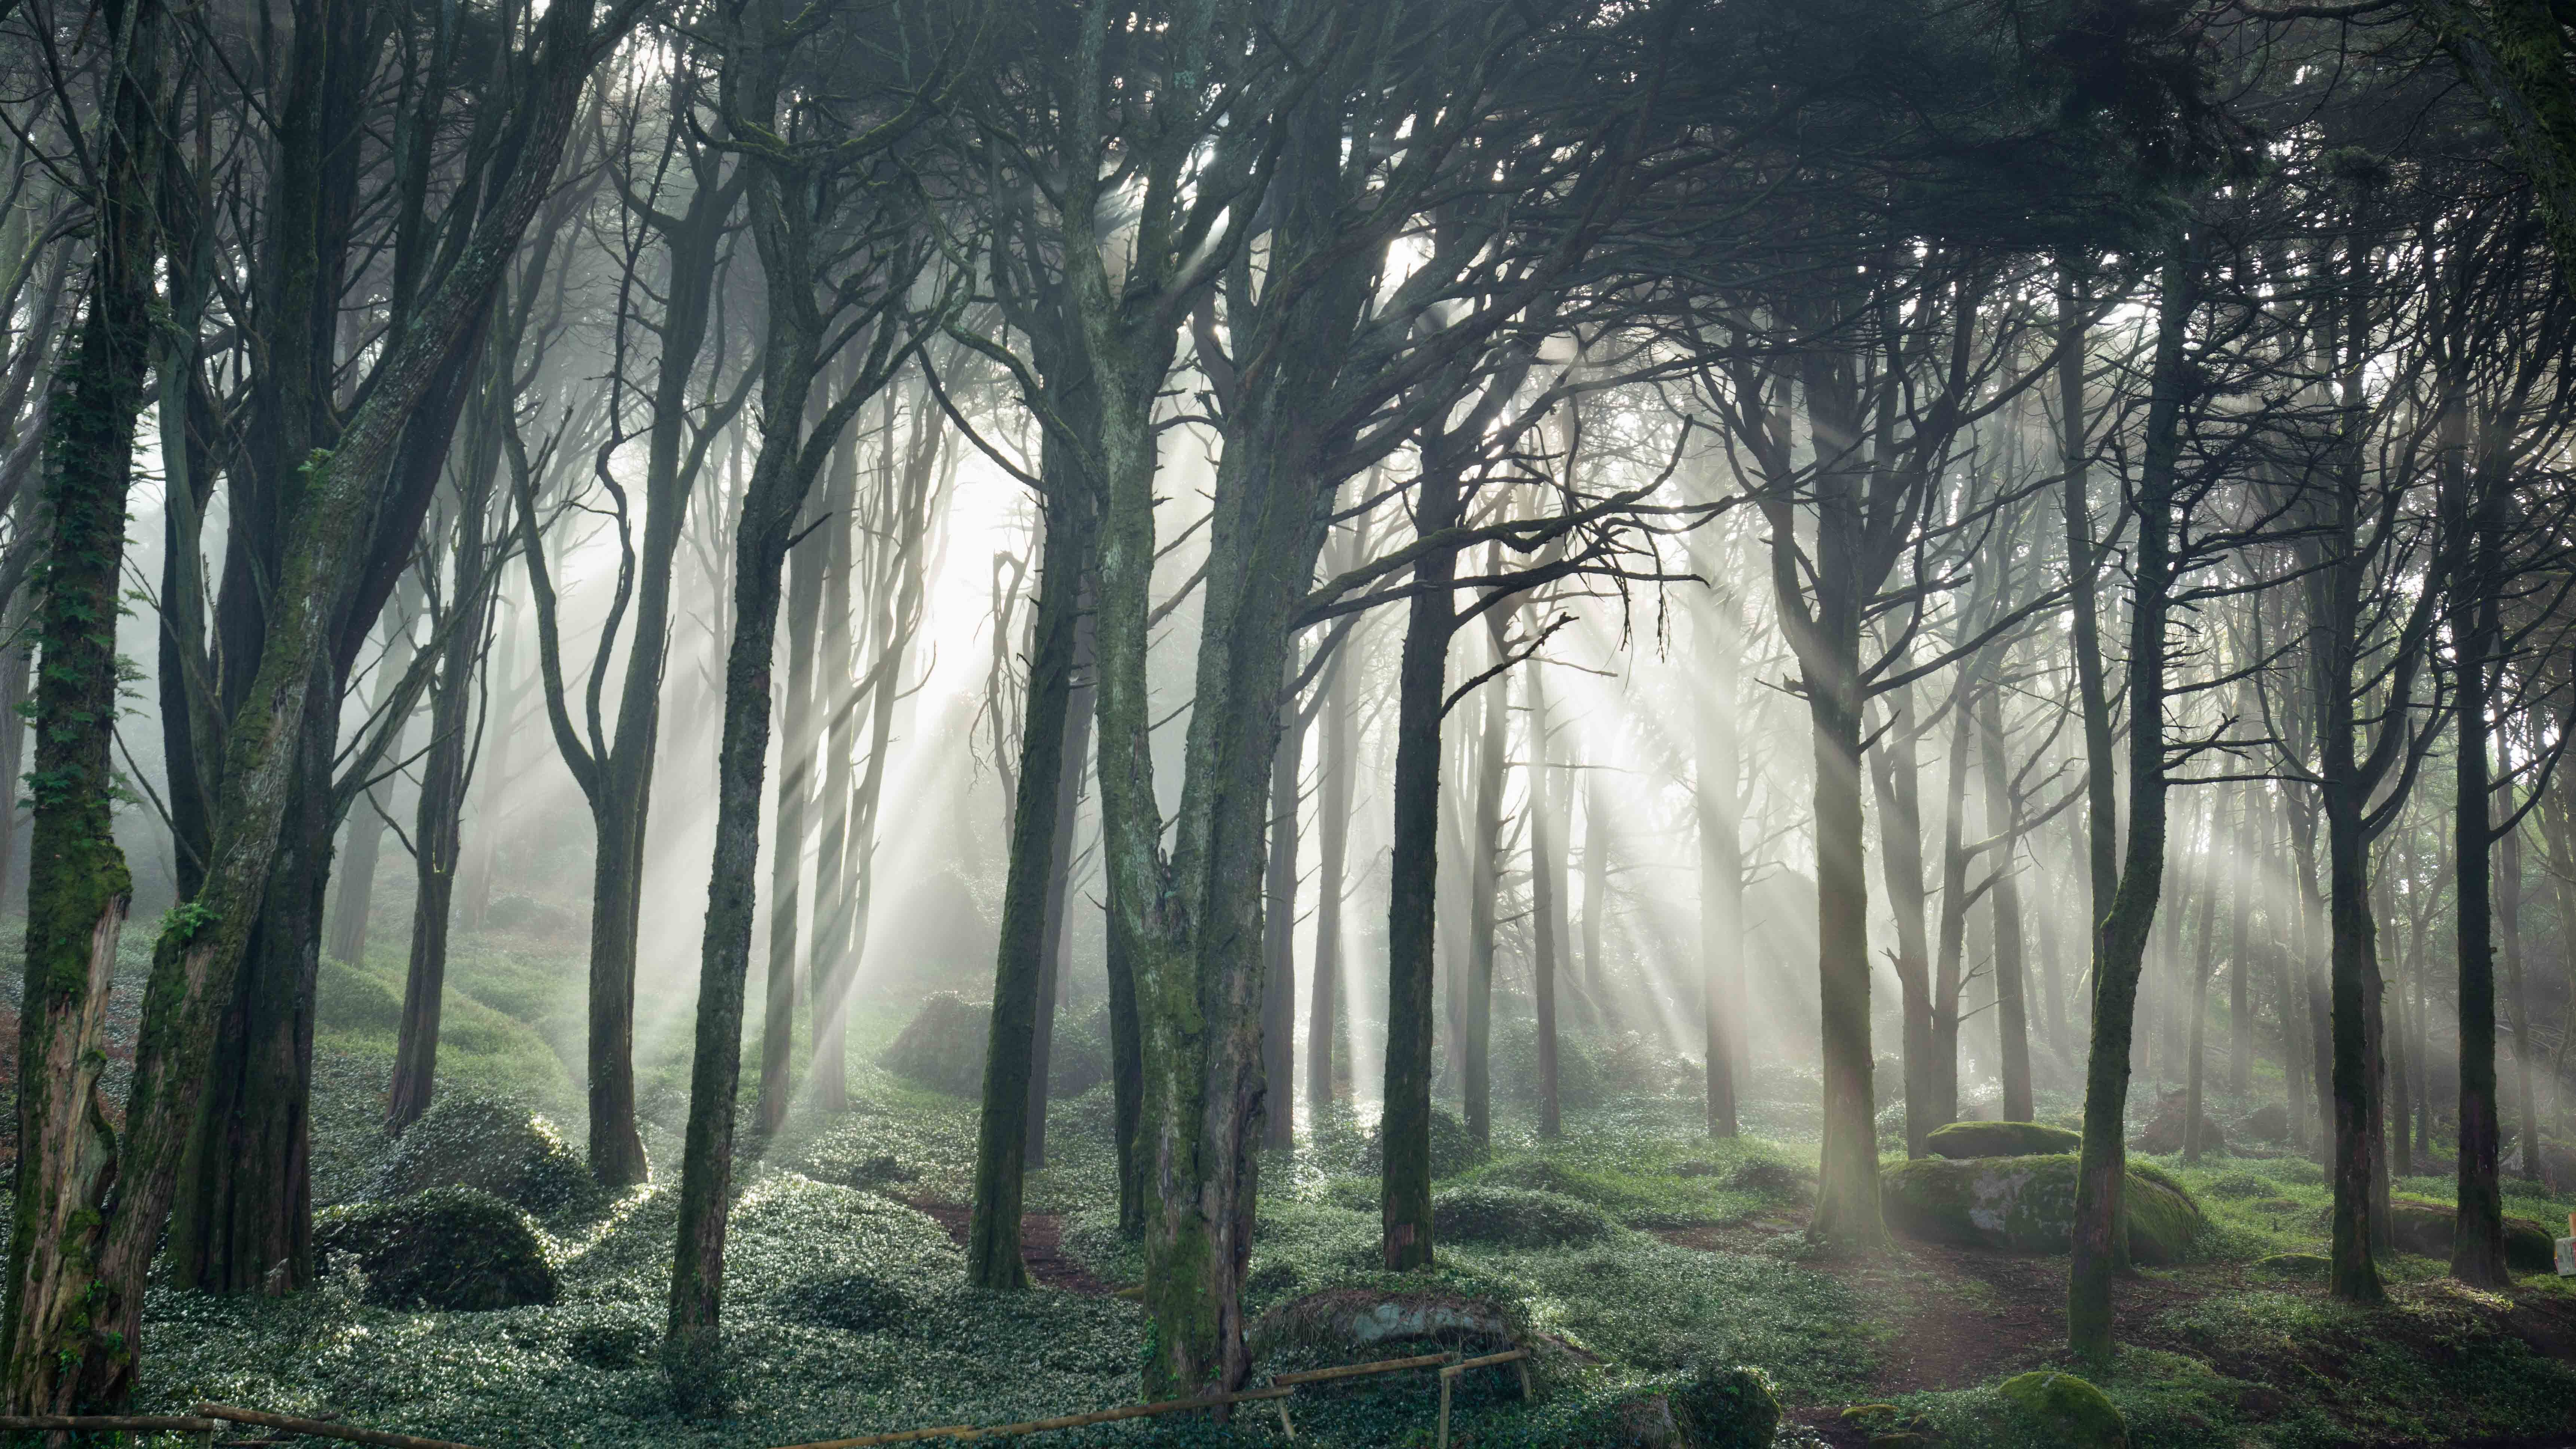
[4,0,2576,1445]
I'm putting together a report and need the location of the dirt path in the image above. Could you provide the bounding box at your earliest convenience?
[903,1198,1124,1297]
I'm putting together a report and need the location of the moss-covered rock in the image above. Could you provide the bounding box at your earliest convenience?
[381,1093,591,1215]
[1668,1364,1780,1449]
[878,991,990,1096]
[314,958,404,1033]
[1045,1001,1114,1098]
[1880,1154,2203,1264]
[2252,1252,2331,1280]
[1994,1371,2127,1448]
[1926,1121,2083,1159]
[1359,1105,1488,1179]
[1432,1186,1614,1248]
[2385,1196,2558,1273]
[877,993,1107,1100]
[1249,1287,1524,1363]
[2243,1102,2292,1142]
[315,1187,557,1311]
[2132,1092,2227,1156]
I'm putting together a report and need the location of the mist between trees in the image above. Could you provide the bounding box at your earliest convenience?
[3,0,2576,1427]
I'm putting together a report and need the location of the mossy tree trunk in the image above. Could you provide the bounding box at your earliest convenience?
[36,0,611,1406]
[1,0,167,1408]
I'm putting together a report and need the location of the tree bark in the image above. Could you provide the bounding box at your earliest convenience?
[1978,685,2034,1122]
[970,471,1092,1290]
[1381,463,1462,1270]
[2068,237,2192,1362]
[758,449,829,1138]
[1460,596,1509,1147]
[2,0,165,1401]
[1531,661,1568,1140]
[1697,582,1744,1138]
[1307,625,1355,1113]
[1260,653,1306,1151]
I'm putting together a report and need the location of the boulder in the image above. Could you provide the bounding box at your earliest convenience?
[2384,1196,2558,1273]
[315,1187,557,1311]
[1250,1288,1523,1364]
[2252,1252,2330,1280]
[877,993,1110,1099]
[2243,1103,2293,1143]
[1432,1186,1614,1248]
[877,992,989,1096]
[382,1093,591,1215]
[2131,1092,2226,1156]
[1606,1366,1780,1449]
[1879,1154,2203,1264]
[1994,1371,2128,1448]
[1927,1121,2082,1160]
[1668,1364,1780,1449]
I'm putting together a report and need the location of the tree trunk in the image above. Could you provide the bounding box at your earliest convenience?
[1531,662,1568,1139]
[1026,605,1096,1170]
[2229,788,2253,1098]
[1381,464,1462,1270]
[1931,683,1976,1132]
[1870,668,1939,1158]
[806,403,859,1113]
[2068,238,2192,1362]
[1260,653,1305,1151]
[969,474,1091,1289]
[1460,600,1508,1148]
[1581,772,1613,1032]
[1978,685,2033,1122]
[2498,818,2542,1183]
[329,785,389,964]
[1307,631,1354,1114]
[758,463,829,1138]
[3,0,165,1395]
[1697,584,1744,1138]
[2183,822,2219,1160]
[387,332,511,1132]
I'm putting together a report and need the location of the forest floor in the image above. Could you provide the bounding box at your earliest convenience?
[3,918,2575,1447]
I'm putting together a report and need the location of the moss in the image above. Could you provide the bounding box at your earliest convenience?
[1993,1371,2128,1448]
[314,1187,557,1311]
[2384,1196,2560,1273]
[314,957,405,1034]
[382,1093,593,1215]
[1879,1154,2202,1264]
[1926,1121,2083,1159]
[875,991,991,1096]
[1431,1186,1615,1248]
[2202,1172,2276,1200]
[1667,1363,1780,1449]
[2252,1252,2331,1280]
